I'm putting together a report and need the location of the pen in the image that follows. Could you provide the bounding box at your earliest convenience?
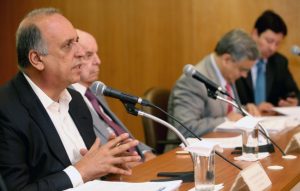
[156,186,166,191]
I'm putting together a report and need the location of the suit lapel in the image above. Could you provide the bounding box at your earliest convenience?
[246,72,254,93]
[12,73,70,167]
[202,57,227,114]
[88,106,110,141]
[68,89,95,149]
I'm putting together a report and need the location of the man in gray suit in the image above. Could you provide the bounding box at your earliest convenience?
[72,29,155,166]
[168,29,260,138]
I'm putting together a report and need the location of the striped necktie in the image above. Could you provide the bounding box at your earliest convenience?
[85,88,127,136]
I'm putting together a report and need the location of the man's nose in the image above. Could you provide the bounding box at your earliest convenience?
[75,42,85,57]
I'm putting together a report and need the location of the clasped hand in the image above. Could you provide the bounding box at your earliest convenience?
[74,133,141,182]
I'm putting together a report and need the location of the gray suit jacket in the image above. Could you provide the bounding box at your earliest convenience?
[168,54,239,137]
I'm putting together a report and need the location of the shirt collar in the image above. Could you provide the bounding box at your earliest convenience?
[210,53,227,88]
[23,73,72,110]
[72,83,88,97]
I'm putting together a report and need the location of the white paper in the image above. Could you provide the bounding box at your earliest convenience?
[188,183,224,191]
[215,116,298,133]
[285,132,300,153]
[272,106,300,116]
[184,140,223,156]
[64,180,182,191]
[186,136,242,149]
[240,162,272,191]
[233,116,259,132]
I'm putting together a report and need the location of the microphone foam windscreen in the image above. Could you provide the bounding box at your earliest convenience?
[291,45,300,55]
[91,81,106,95]
[183,64,195,77]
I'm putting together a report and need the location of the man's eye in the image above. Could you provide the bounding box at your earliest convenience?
[66,42,73,47]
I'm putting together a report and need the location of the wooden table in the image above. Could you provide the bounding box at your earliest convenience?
[123,126,300,190]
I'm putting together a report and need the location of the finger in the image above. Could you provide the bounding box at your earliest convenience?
[89,137,101,152]
[108,166,133,176]
[287,97,298,104]
[117,150,139,157]
[110,155,142,165]
[122,138,133,144]
[111,140,139,156]
[105,133,130,149]
[108,132,117,141]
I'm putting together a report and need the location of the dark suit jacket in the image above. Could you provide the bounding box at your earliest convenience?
[0,73,96,191]
[236,53,300,106]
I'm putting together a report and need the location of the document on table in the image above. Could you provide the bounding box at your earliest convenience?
[186,136,242,148]
[272,106,300,116]
[215,116,299,133]
[64,180,182,191]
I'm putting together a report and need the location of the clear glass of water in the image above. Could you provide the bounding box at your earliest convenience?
[193,151,215,191]
[242,127,259,158]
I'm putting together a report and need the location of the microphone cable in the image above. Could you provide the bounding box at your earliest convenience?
[223,91,286,156]
[146,102,243,170]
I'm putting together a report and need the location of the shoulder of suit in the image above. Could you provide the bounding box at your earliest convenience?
[269,52,288,65]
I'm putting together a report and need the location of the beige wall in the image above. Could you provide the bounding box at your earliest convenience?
[1,0,300,142]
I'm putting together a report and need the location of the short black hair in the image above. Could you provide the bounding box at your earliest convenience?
[254,10,287,36]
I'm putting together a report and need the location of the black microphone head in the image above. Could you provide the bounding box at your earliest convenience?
[91,81,106,96]
[291,45,300,55]
[183,64,196,77]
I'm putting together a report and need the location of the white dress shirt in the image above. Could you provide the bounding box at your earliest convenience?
[24,74,85,187]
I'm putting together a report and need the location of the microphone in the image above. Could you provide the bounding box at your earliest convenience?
[91,81,150,106]
[92,81,243,176]
[183,64,229,96]
[291,45,300,55]
[183,65,283,155]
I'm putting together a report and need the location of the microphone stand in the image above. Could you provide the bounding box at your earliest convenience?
[137,111,189,147]
[208,89,285,155]
[121,101,195,182]
[121,100,242,182]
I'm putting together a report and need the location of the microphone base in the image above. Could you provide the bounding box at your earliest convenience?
[259,144,275,153]
[154,171,194,182]
[232,144,275,155]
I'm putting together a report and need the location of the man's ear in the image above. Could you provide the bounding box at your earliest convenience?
[221,53,232,65]
[251,28,259,39]
[28,50,45,71]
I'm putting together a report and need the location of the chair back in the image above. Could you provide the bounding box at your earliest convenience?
[142,87,179,154]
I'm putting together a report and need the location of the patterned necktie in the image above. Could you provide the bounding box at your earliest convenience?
[85,89,138,154]
[255,60,266,105]
[225,82,233,113]
[85,88,127,136]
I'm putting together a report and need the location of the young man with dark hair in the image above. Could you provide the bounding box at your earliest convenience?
[236,10,300,113]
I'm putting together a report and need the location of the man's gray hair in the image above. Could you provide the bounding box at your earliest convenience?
[16,8,60,69]
[214,29,260,61]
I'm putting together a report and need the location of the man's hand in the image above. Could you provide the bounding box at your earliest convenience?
[245,103,261,116]
[126,151,157,168]
[258,102,275,115]
[74,133,141,183]
[278,97,298,107]
[226,112,243,121]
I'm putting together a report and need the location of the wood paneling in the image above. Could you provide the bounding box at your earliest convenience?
[1,0,300,142]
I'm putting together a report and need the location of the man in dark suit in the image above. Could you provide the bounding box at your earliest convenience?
[236,10,300,113]
[0,8,141,191]
[72,29,156,165]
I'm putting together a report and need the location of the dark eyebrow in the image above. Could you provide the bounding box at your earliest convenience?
[61,37,78,48]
